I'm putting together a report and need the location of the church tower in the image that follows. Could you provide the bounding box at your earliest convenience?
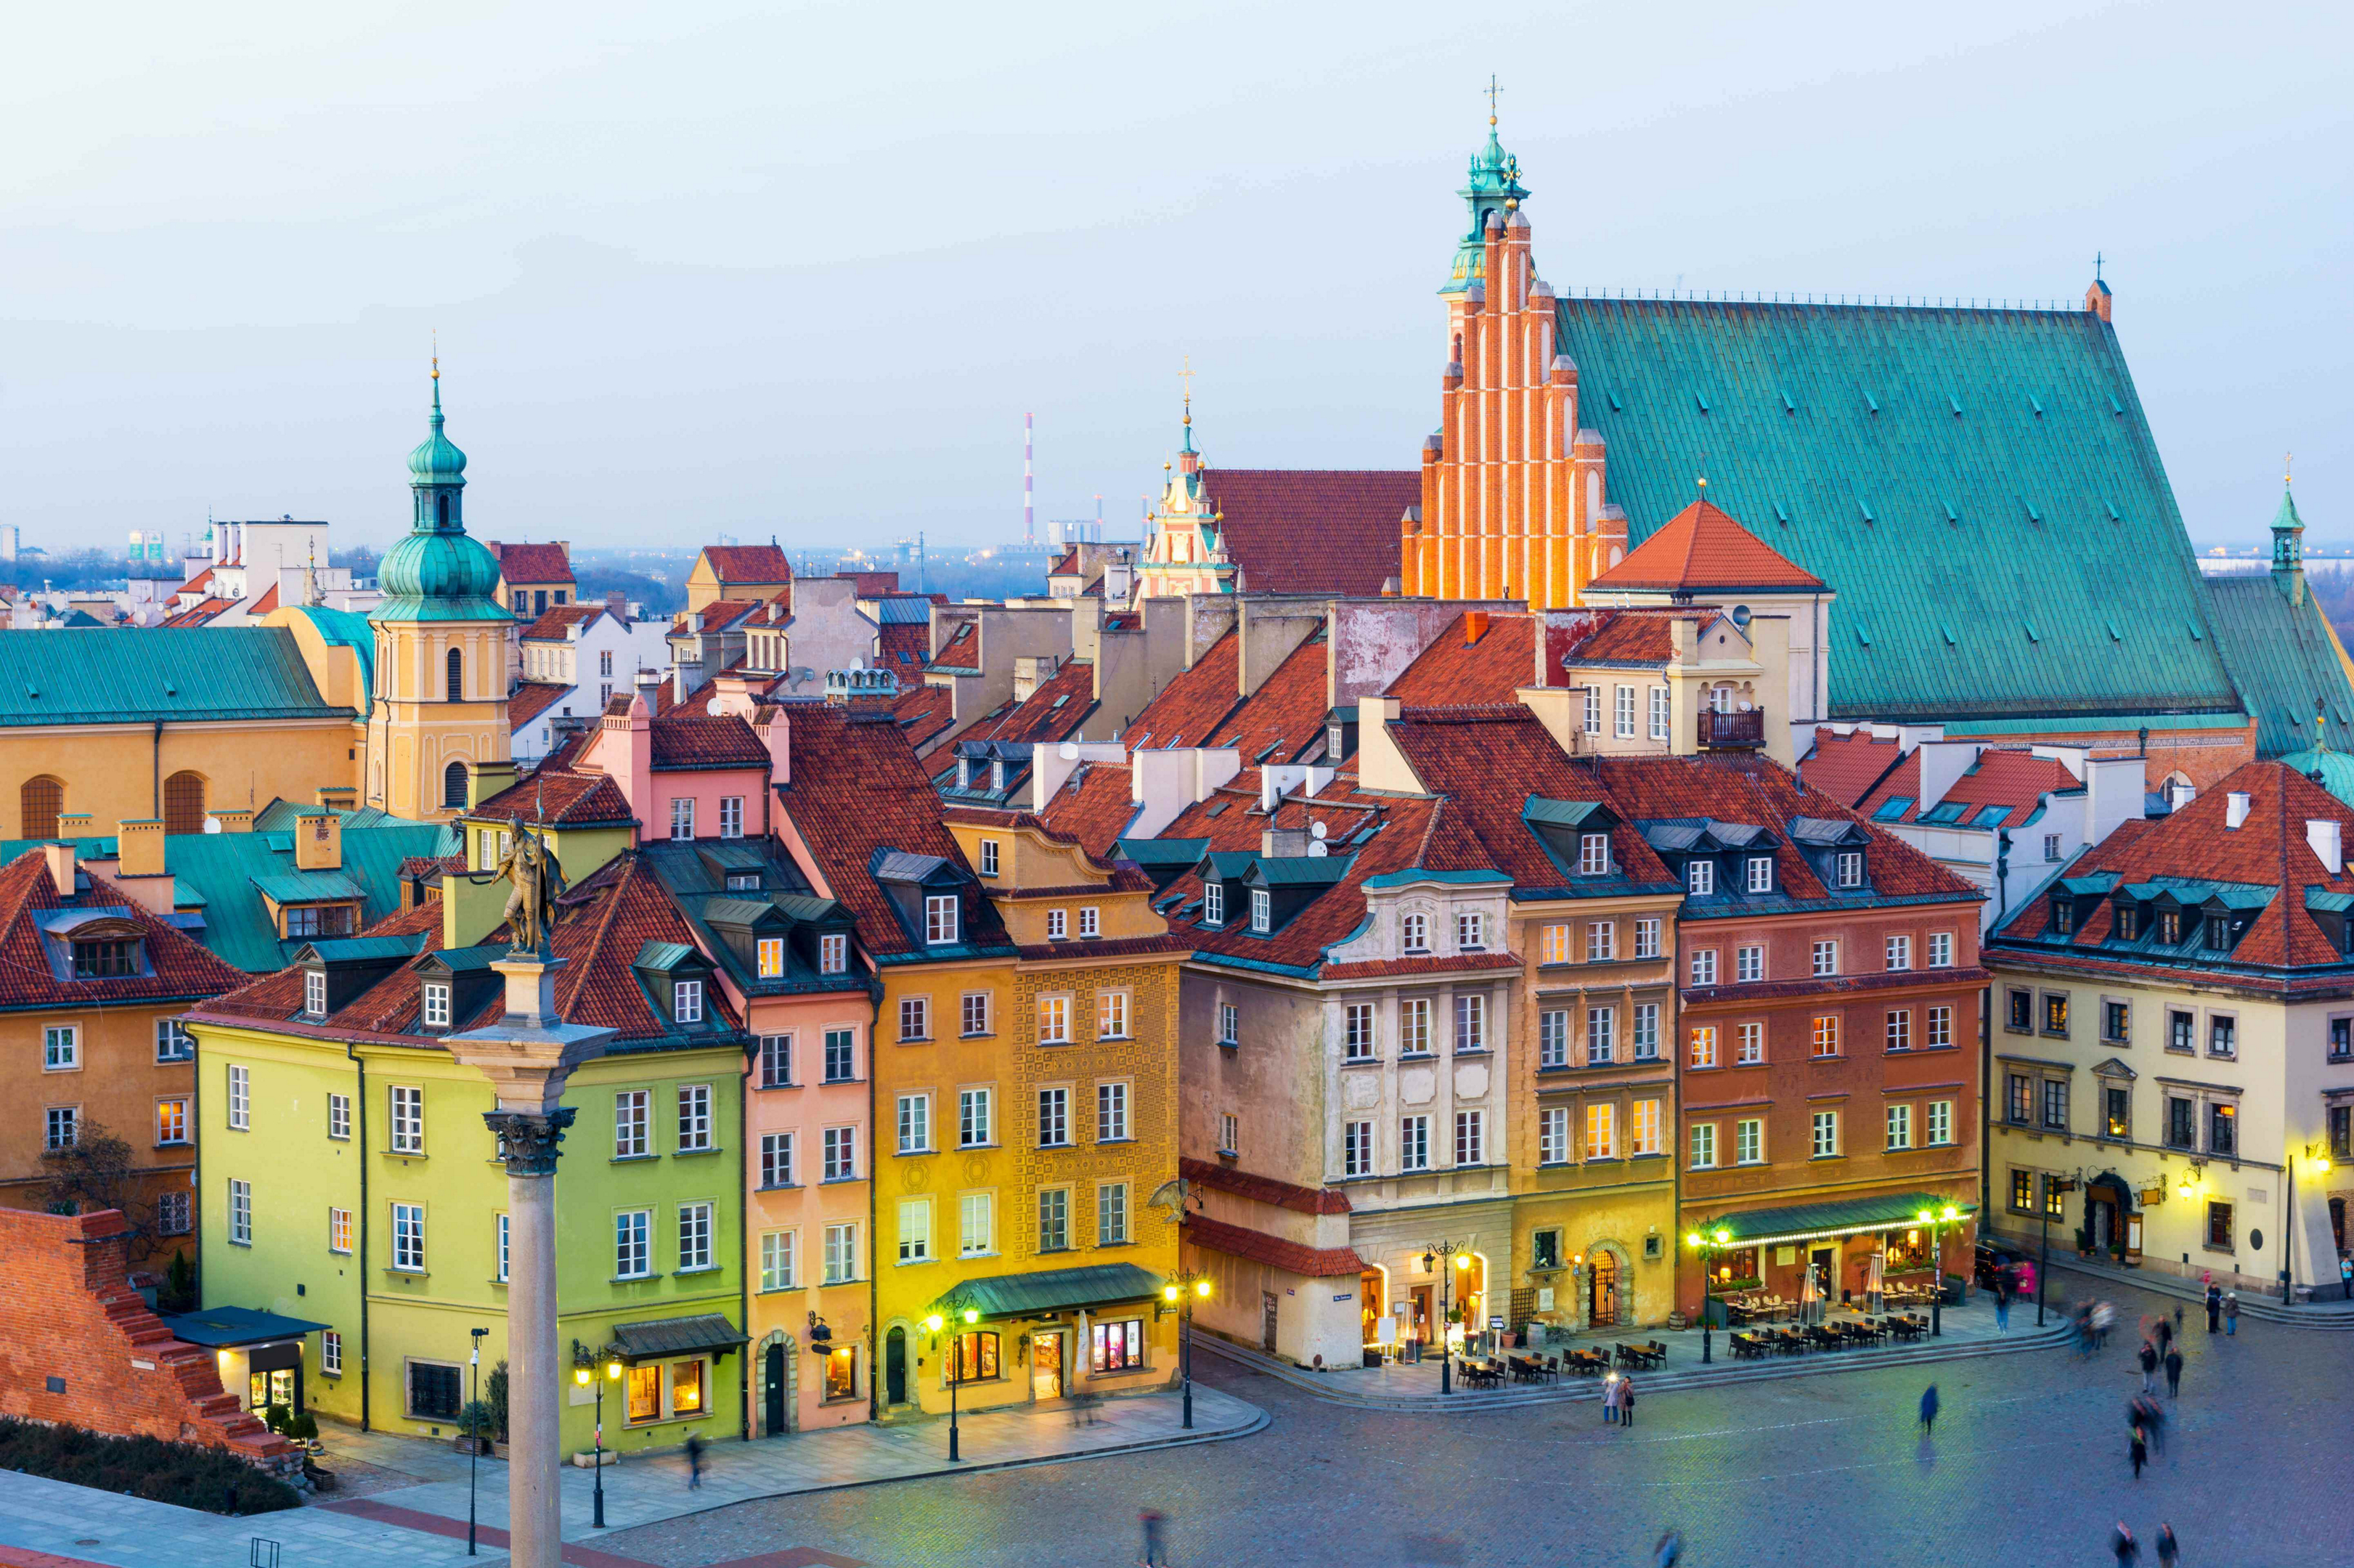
[1400,107,1623,609]
[1132,392,1236,600]
[364,365,513,820]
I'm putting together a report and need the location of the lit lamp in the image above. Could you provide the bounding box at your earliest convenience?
[1420,1240,1467,1395]
[1160,1273,1214,1429]
[570,1341,621,1529]
[925,1299,981,1462]
[1687,1227,1733,1363]
[1915,1204,1960,1337]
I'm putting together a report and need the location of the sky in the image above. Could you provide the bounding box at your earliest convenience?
[2,0,2348,556]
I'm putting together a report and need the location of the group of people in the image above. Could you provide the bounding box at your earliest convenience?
[2111,1522,2180,1566]
[1984,1256,2037,1331]
[2068,1297,2119,1356]
[1600,1369,1638,1428]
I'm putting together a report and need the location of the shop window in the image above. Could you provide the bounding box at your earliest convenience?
[949,1331,1000,1384]
[2205,1201,2233,1251]
[670,1359,704,1416]
[627,1363,663,1423]
[823,1346,857,1400]
[409,1361,462,1421]
[1091,1319,1144,1373]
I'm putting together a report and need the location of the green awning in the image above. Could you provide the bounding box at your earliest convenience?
[1698,1191,1976,1249]
[946,1262,1165,1319]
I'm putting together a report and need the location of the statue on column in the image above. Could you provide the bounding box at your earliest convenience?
[481,814,566,954]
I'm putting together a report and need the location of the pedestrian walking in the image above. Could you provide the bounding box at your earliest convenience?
[1139,1508,1168,1567]
[1653,1529,1684,1568]
[1918,1384,1939,1437]
[2130,1395,2167,1455]
[1995,1278,2011,1333]
[2113,1523,2141,1566]
[684,1432,704,1491]
[2164,1345,2183,1398]
[2172,1303,2184,1338]
[2204,1281,2222,1333]
[2225,1290,2239,1335]
[2093,1299,2116,1349]
[2156,1523,2179,1568]
[1620,1376,1637,1430]
[2130,1424,2149,1479]
[2138,1339,2158,1393]
[2155,1315,2173,1355]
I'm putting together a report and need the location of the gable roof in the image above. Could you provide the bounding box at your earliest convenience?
[2204,571,2354,758]
[0,626,347,727]
[0,850,249,1008]
[939,658,1096,751]
[1588,498,1825,593]
[1125,632,1241,750]
[471,768,637,828]
[519,604,603,641]
[892,683,956,748]
[696,544,794,584]
[487,542,574,586]
[1860,746,2078,828]
[1554,295,2243,724]
[1197,470,1417,595]
[650,713,770,772]
[1388,614,1536,706]
[1796,727,1910,808]
[1204,632,1331,763]
[509,682,574,730]
[1038,761,1141,859]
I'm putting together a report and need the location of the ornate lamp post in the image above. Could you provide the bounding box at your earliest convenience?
[923,1288,982,1463]
[442,852,613,1568]
[1915,1203,1960,1336]
[1421,1242,1470,1395]
[1159,1272,1213,1429]
[468,1326,488,1556]
[571,1342,622,1527]
[1685,1227,1732,1363]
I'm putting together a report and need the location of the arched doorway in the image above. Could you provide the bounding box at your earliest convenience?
[162,772,206,836]
[765,1343,786,1434]
[20,776,62,840]
[885,1325,908,1405]
[442,760,469,809]
[2085,1171,2141,1260]
[1589,1251,1620,1326]
[755,1329,796,1436]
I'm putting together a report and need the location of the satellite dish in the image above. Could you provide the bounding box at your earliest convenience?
[1311,821,1328,840]
[1308,841,1329,858]
[1730,604,1753,626]
[1060,742,1080,760]
[203,815,222,835]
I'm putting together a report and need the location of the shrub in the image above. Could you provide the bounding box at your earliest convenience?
[0,1417,299,1515]
[486,1361,510,1444]
[286,1413,318,1443]
[459,1400,494,1443]
[261,1402,290,1435]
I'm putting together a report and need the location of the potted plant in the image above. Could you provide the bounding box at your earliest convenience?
[455,1400,495,1455]
[261,1402,291,1436]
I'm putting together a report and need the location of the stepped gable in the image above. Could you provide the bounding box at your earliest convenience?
[1555,295,2241,724]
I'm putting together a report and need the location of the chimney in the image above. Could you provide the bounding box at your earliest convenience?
[2225,791,2252,830]
[606,589,629,623]
[294,810,343,871]
[43,842,76,897]
[1262,825,1311,858]
[2310,819,2344,874]
[1463,611,1489,646]
[115,819,166,878]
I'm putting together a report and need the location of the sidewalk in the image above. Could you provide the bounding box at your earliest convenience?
[2041,1253,2354,1328]
[0,1384,1266,1568]
[1200,1297,2071,1411]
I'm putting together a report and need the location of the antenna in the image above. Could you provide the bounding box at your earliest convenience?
[1024,414,1034,546]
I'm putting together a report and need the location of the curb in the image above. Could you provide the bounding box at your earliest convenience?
[2041,1258,2354,1330]
[1196,1323,2073,1412]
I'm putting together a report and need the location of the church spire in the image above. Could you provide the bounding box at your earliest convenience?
[1443,82,1528,294]
[2271,455,2306,603]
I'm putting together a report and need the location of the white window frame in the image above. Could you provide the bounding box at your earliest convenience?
[227,1177,253,1244]
[388,1085,424,1154]
[1096,989,1128,1040]
[422,981,452,1028]
[392,1201,426,1273]
[762,1229,799,1291]
[1614,684,1637,738]
[820,933,849,974]
[1540,1106,1569,1166]
[1038,1086,1070,1148]
[1250,887,1271,934]
[1736,944,1763,983]
[1586,920,1616,961]
[924,894,959,945]
[614,1209,651,1279]
[1078,906,1099,939]
[1735,1117,1764,1164]
[304,970,327,1017]
[1345,1002,1377,1061]
[980,839,1000,877]
[1454,1109,1485,1167]
[1929,931,1953,968]
[1886,1104,1913,1151]
[823,1222,858,1285]
[1687,859,1714,896]
[327,1091,350,1140]
[1401,1114,1430,1171]
[958,1192,993,1257]
[959,1087,993,1148]
[898,1200,932,1263]
[227,1063,251,1130]
[1746,855,1772,893]
[669,796,696,842]
[1885,934,1912,972]
[1812,939,1838,977]
[1634,917,1661,959]
[1811,1109,1840,1159]
[615,1090,649,1159]
[677,1082,714,1151]
[896,1093,931,1153]
[718,796,744,839]
[672,979,704,1024]
[1648,685,1671,741]
[1096,1080,1129,1142]
[1098,1182,1129,1246]
[1579,833,1611,875]
[1343,1120,1374,1177]
[1690,1122,1717,1169]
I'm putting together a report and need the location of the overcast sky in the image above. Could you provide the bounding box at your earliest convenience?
[3,0,2347,556]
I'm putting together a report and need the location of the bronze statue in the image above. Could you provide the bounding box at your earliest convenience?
[486,813,565,953]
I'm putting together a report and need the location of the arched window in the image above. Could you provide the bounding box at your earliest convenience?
[447,647,464,702]
[436,494,450,527]
[163,772,206,836]
[20,776,63,840]
[443,761,470,809]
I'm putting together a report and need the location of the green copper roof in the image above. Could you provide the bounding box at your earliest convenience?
[0,628,347,727]
[373,371,509,625]
[408,373,468,485]
[2204,567,2354,757]
[2281,747,2354,808]
[164,819,447,971]
[1698,1190,1975,1247]
[280,605,377,716]
[1553,297,2244,724]
[1441,118,1527,295]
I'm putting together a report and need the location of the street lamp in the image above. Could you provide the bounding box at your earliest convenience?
[1421,1242,1470,1395]
[2036,1174,2079,1328]
[1915,1204,1960,1336]
[924,1292,982,1463]
[1160,1274,1213,1429]
[1685,1228,1732,1363]
[468,1328,488,1556]
[571,1340,622,1528]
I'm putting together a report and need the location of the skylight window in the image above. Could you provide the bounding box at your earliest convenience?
[1871,797,1914,822]
[1971,806,2011,829]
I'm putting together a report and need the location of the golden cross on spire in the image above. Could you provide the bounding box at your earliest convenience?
[2286,449,2295,486]
[431,327,440,381]
[1178,354,1194,421]
[1486,74,1502,125]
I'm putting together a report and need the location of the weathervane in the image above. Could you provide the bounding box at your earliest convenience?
[1178,355,1195,425]
[1486,74,1502,125]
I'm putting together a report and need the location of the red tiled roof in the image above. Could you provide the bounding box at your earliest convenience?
[837,571,900,596]
[672,600,767,637]
[893,683,956,748]
[1205,632,1330,763]
[1387,614,1538,706]
[472,769,635,826]
[1199,470,1417,595]
[247,584,279,614]
[1184,1213,1365,1279]
[488,542,574,585]
[1320,952,1524,981]
[519,605,602,641]
[1048,550,1080,576]
[1180,1156,1350,1214]
[1992,760,2354,973]
[1038,761,1140,859]
[1860,748,2080,826]
[929,621,978,669]
[508,682,573,730]
[698,544,794,585]
[1588,499,1825,592]
[1016,933,1190,961]
[878,622,930,665]
[160,597,234,629]
[942,659,1096,749]
[1126,632,1241,750]
[650,714,770,772]
[1562,610,1696,665]
[174,567,216,598]
[773,703,1010,958]
[1797,727,1909,809]
[0,851,247,1010]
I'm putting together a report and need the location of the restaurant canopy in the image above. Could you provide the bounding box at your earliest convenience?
[1698,1191,1976,1249]
[947,1262,1164,1318]
[611,1313,749,1361]
[158,1306,330,1349]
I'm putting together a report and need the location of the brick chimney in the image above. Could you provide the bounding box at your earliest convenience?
[43,842,76,897]
[294,810,343,871]
[115,819,166,878]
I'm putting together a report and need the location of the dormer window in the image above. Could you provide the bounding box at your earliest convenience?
[1835,851,1865,889]
[285,905,357,939]
[820,933,848,974]
[1746,856,1773,894]
[1202,883,1225,927]
[2159,909,2181,944]
[304,969,327,1017]
[1250,889,1272,934]
[71,937,140,979]
[1687,860,1715,897]
[725,871,761,891]
[1457,911,1486,952]
[422,981,451,1029]
[672,979,704,1024]
[757,937,785,979]
[925,894,960,945]
[1403,912,1430,953]
[1578,833,1610,875]
[2115,905,2140,941]
[2204,915,2230,951]
[2051,899,2075,936]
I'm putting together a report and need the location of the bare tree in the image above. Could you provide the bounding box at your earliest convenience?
[42,1122,159,1260]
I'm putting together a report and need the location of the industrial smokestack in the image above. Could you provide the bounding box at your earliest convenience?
[1025,413,1035,545]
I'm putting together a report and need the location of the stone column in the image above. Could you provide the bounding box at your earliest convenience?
[445,954,614,1568]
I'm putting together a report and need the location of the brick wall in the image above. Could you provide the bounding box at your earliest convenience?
[0,1207,298,1478]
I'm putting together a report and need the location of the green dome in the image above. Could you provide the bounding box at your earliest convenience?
[408,375,468,485]
[370,370,512,625]
[379,527,501,603]
[2279,748,2354,808]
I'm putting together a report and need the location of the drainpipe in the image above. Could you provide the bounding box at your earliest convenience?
[740,1026,753,1442]
[867,976,884,1423]
[351,1044,372,1431]
[152,719,165,818]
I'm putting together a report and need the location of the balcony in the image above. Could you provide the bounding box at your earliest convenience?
[1698,709,1765,750]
